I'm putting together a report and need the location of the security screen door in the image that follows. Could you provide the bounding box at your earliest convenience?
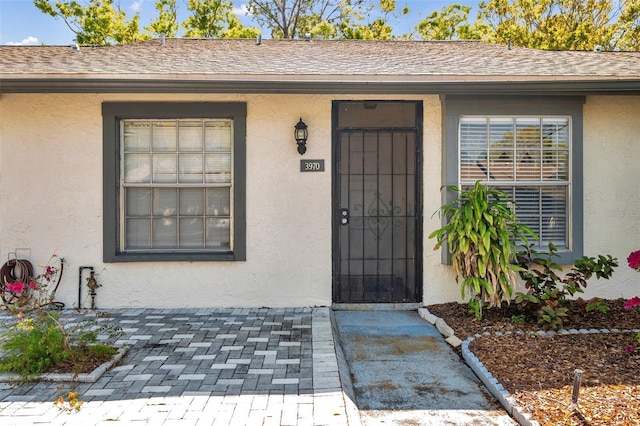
[333,101,422,303]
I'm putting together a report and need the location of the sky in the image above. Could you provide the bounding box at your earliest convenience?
[0,0,479,46]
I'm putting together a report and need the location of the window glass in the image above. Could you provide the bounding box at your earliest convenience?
[179,154,203,183]
[205,153,232,183]
[152,121,177,152]
[337,101,416,128]
[460,115,570,250]
[179,121,203,152]
[122,118,233,252]
[124,121,151,152]
[205,121,232,151]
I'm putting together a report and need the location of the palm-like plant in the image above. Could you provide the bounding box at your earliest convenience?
[429,181,537,318]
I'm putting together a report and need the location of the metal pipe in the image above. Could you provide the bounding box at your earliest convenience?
[78,266,94,309]
[86,270,100,309]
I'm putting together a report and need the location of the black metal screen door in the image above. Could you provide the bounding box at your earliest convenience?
[333,101,422,303]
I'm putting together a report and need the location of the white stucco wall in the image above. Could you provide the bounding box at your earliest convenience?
[0,93,334,308]
[0,93,637,308]
[581,96,640,300]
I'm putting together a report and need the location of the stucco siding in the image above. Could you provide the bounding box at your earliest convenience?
[582,95,640,300]
[421,96,459,304]
[0,93,439,308]
[1,93,638,308]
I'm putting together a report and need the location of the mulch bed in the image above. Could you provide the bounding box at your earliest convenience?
[426,299,640,425]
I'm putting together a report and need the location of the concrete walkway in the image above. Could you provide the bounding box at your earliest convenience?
[333,310,517,426]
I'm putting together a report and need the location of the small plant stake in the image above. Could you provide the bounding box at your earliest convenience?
[571,368,584,410]
[570,368,591,423]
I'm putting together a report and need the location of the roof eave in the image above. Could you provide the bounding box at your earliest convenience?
[2,76,640,95]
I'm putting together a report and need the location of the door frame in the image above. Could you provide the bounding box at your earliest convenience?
[331,100,424,304]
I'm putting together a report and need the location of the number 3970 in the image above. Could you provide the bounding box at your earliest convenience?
[305,162,321,170]
[300,160,324,172]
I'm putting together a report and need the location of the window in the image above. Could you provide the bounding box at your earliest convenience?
[103,103,246,262]
[445,97,584,263]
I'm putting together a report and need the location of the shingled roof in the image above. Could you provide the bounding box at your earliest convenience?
[1,38,639,94]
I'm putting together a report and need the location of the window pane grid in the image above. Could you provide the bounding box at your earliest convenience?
[122,118,233,252]
[459,115,570,250]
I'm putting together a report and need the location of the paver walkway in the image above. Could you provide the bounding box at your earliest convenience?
[0,307,348,426]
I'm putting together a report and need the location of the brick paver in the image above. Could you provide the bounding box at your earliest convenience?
[0,307,349,425]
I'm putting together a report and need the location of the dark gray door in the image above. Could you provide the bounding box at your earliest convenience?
[333,101,422,303]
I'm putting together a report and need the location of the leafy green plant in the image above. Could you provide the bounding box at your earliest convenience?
[0,258,122,415]
[0,311,122,380]
[1,257,123,380]
[429,181,537,318]
[0,314,68,376]
[538,304,568,329]
[510,314,526,324]
[514,243,618,329]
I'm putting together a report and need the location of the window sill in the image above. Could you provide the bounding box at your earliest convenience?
[105,251,244,263]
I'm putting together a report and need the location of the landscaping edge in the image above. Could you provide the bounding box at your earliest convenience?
[419,307,640,426]
[418,306,538,426]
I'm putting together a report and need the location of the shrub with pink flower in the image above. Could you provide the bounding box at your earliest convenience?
[625,296,640,310]
[629,250,640,272]
[1,261,55,310]
[6,282,25,294]
[624,249,640,349]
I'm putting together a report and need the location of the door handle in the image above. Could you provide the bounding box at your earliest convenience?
[340,208,349,225]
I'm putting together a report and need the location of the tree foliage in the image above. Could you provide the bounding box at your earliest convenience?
[33,0,640,50]
[146,0,179,37]
[33,0,150,45]
[246,0,351,39]
[333,0,411,40]
[417,0,640,51]
[183,0,259,38]
[416,4,483,41]
[478,0,640,50]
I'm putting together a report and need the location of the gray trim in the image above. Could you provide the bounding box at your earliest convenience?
[4,78,640,95]
[102,102,247,263]
[442,96,584,265]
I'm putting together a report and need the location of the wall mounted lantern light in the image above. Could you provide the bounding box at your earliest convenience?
[294,118,308,155]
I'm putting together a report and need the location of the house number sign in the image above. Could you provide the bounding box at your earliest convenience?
[300,159,325,172]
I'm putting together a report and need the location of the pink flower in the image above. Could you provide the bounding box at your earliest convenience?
[629,250,640,271]
[28,281,37,289]
[624,297,640,310]
[6,282,25,294]
[626,345,635,353]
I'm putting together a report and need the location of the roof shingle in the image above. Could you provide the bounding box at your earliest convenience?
[1,38,639,78]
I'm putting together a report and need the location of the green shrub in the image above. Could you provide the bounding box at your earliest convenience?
[0,314,69,376]
[510,314,526,324]
[87,343,118,358]
[0,311,122,380]
[514,243,618,329]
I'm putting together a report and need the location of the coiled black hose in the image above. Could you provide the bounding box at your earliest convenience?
[0,258,34,304]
